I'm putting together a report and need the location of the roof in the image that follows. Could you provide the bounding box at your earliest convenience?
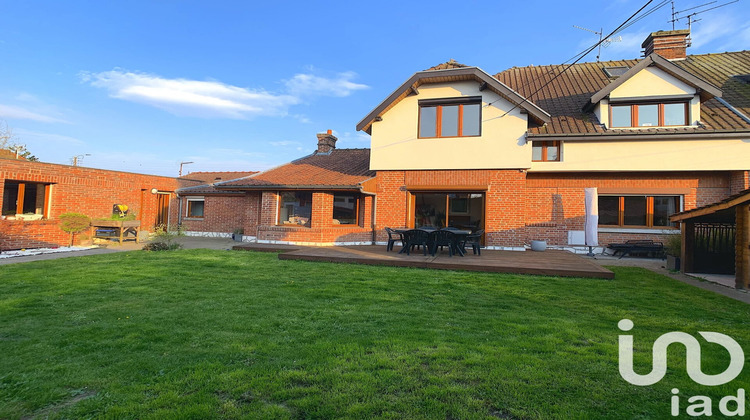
[494,50,750,138]
[356,66,551,134]
[180,171,257,184]
[670,188,750,223]
[217,149,375,190]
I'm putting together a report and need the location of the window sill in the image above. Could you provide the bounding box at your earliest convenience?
[184,217,204,221]
[599,227,679,234]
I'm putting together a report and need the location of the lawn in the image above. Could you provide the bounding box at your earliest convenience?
[1,249,748,419]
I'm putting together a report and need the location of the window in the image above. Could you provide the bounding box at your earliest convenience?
[333,193,360,225]
[278,191,312,226]
[610,102,688,128]
[532,141,561,162]
[419,97,481,138]
[2,180,50,219]
[186,198,204,219]
[598,195,681,228]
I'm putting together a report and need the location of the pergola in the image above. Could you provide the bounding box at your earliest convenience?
[670,189,750,289]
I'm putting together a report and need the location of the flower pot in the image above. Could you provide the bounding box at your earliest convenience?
[232,233,243,242]
[530,240,547,252]
[667,255,681,271]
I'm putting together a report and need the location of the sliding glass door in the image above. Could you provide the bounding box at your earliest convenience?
[411,192,484,230]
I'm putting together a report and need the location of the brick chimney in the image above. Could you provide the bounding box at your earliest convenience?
[316,129,337,154]
[642,29,690,60]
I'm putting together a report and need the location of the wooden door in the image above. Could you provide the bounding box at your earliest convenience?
[155,193,170,227]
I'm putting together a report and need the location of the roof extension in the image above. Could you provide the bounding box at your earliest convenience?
[495,50,750,138]
[356,66,551,134]
[217,149,375,191]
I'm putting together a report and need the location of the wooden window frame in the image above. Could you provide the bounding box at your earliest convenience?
[2,180,52,219]
[418,97,482,139]
[332,192,361,226]
[532,141,561,162]
[277,191,313,227]
[185,197,205,219]
[599,195,681,229]
[609,101,689,128]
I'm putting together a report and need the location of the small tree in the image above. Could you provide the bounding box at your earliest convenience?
[59,213,91,246]
[0,121,38,161]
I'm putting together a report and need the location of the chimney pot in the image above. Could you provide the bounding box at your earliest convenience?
[316,130,338,154]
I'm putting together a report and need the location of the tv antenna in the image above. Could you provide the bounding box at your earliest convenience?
[669,0,739,32]
[573,25,622,62]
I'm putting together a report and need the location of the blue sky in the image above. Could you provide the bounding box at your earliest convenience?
[1,0,748,177]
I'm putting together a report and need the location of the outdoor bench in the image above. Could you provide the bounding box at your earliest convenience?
[605,240,665,259]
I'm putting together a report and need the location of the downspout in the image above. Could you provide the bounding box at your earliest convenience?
[176,194,183,228]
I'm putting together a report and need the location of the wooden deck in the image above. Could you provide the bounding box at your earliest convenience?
[234,244,614,279]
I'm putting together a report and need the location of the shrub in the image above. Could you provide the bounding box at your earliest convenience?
[666,234,682,256]
[142,225,183,251]
[59,212,91,246]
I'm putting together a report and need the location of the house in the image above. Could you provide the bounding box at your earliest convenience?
[0,158,197,250]
[177,131,376,245]
[182,29,750,252]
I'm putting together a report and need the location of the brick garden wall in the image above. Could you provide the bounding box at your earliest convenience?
[0,160,193,250]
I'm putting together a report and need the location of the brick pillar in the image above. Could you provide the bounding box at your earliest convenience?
[735,204,750,289]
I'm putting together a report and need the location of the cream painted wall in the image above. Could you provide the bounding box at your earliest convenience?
[610,67,695,99]
[369,81,530,170]
[529,137,750,172]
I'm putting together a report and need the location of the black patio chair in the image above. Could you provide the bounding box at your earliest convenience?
[429,229,457,257]
[460,229,484,256]
[384,227,403,252]
[400,229,430,256]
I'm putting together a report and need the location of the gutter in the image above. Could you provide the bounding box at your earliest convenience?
[528,130,750,142]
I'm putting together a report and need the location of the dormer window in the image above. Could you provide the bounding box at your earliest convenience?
[610,101,688,128]
[418,97,481,138]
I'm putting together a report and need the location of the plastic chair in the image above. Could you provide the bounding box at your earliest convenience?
[429,230,457,257]
[400,229,429,256]
[460,229,484,255]
[385,227,403,252]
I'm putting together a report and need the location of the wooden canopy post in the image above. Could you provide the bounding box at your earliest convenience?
[681,221,694,273]
[736,203,750,289]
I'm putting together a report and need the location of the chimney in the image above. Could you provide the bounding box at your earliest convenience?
[641,29,690,60]
[316,129,337,154]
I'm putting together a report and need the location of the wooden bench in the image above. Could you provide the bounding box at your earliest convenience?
[606,240,665,259]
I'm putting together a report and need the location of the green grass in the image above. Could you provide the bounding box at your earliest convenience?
[1,250,748,419]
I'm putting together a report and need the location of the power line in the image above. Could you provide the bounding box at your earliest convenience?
[486,0,656,116]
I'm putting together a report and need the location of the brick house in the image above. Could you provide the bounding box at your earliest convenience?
[0,158,197,250]
[176,131,376,245]
[180,30,750,249]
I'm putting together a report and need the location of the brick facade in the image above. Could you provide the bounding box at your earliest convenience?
[179,193,261,236]
[0,160,190,250]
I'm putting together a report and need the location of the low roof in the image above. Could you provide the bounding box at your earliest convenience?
[217,149,375,191]
[495,50,750,138]
[180,171,258,184]
[670,188,750,222]
[356,66,551,134]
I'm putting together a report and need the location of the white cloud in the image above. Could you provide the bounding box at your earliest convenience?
[285,71,369,97]
[80,70,300,119]
[269,140,302,147]
[81,69,369,120]
[14,128,84,145]
[0,104,67,123]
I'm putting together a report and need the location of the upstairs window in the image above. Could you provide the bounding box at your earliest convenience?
[532,141,560,162]
[419,97,481,138]
[610,102,688,128]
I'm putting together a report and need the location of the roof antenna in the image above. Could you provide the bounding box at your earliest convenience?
[573,25,622,62]
[671,0,738,34]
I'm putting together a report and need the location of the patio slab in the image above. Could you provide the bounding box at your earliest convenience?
[264,245,614,279]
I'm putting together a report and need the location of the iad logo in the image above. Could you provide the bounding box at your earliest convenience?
[618,319,746,417]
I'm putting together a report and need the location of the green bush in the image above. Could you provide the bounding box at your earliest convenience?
[142,225,183,251]
[666,234,681,256]
[59,213,91,246]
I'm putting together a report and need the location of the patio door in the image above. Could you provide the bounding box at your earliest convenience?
[410,192,484,230]
[155,193,170,228]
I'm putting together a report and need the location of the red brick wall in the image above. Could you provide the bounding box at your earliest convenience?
[179,193,261,235]
[373,169,737,248]
[730,170,750,195]
[0,160,191,250]
[255,191,374,244]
